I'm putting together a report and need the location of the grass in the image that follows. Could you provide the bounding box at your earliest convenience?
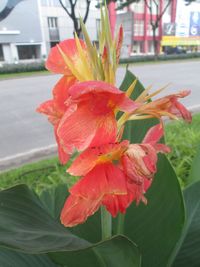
[0,113,200,193]
[165,113,200,186]
[0,70,50,80]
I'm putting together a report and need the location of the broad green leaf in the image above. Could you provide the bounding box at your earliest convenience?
[0,184,89,253]
[171,180,200,267]
[187,146,200,185]
[120,70,159,143]
[40,185,141,267]
[117,70,185,266]
[40,183,69,221]
[115,155,185,267]
[40,183,101,244]
[0,248,59,267]
[0,184,141,267]
[50,236,141,267]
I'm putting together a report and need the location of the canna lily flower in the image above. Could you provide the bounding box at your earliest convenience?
[61,124,170,227]
[45,6,123,85]
[57,81,139,156]
[36,76,76,164]
[61,141,130,227]
[118,88,192,130]
[129,90,192,123]
[121,124,170,205]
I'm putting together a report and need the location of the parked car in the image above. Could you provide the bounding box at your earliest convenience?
[163,46,187,55]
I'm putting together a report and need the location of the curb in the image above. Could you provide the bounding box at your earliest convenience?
[0,105,200,173]
[0,145,57,173]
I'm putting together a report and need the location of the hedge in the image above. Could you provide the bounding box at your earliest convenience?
[0,52,200,74]
[0,61,46,74]
[120,52,200,64]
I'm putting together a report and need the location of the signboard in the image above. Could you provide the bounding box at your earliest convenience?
[189,12,200,36]
[163,23,176,36]
[162,0,200,46]
[161,36,200,46]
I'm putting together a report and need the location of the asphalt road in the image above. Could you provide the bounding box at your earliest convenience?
[0,60,200,168]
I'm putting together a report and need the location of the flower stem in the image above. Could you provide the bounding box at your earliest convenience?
[116,213,125,235]
[101,206,112,240]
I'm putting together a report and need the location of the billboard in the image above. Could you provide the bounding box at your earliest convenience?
[162,0,200,46]
[189,12,200,36]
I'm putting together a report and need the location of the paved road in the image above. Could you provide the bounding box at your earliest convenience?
[0,60,200,167]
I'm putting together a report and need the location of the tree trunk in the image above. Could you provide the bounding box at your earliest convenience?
[152,26,158,60]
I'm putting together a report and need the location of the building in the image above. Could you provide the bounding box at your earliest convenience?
[0,0,100,64]
[112,0,200,55]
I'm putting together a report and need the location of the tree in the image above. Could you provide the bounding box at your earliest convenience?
[115,0,172,56]
[144,0,172,56]
[58,0,91,37]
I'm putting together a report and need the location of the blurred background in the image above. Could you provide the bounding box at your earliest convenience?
[0,0,200,63]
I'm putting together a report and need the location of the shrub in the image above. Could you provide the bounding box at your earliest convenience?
[0,61,46,74]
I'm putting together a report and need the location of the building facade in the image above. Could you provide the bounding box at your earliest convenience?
[0,0,100,63]
[113,0,200,55]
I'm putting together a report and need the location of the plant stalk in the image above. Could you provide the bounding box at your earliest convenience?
[116,213,125,235]
[101,206,112,240]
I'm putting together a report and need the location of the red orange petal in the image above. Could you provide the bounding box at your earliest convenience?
[60,194,101,227]
[46,39,86,75]
[58,103,117,154]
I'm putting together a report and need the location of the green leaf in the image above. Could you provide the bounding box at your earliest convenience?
[117,69,185,266]
[171,180,200,267]
[0,184,141,267]
[187,146,200,185]
[40,183,69,221]
[40,183,101,244]
[120,69,159,144]
[39,185,141,266]
[51,236,141,267]
[115,155,185,267]
[0,248,59,267]
[0,184,89,253]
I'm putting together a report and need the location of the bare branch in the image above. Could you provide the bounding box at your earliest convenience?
[83,0,91,24]
[59,0,72,18]
[157,0,172,23]
[144,0,151,10]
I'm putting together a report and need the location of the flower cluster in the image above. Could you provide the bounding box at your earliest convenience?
[37,8,191,227]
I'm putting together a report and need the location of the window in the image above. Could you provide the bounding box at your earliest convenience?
[134,20,144,36]
[130,1,144,13]
[0,44,4,61]
[41,0,61,7]
[48,17,58,28]
[48,17,60,43]
[17,45,41,60]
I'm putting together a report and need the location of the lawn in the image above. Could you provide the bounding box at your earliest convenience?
[0,70,50,80]
[0,113,200,192]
